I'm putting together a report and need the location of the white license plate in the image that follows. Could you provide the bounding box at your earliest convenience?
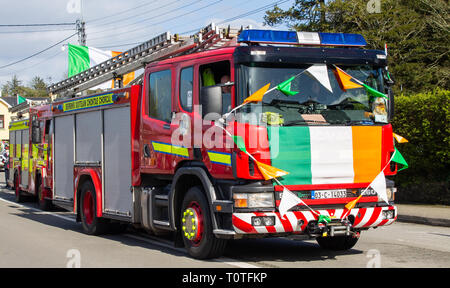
[312,189,347,199]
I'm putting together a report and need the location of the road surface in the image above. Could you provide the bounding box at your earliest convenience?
[0,174,449,268]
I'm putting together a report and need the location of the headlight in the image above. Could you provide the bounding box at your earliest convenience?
[372,97,387,116]
[233,193,274,208]
[378,187,396,202]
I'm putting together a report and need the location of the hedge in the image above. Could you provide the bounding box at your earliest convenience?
[391,89,450,204]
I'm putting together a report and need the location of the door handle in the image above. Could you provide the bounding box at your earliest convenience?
[163,123,170,130]
[143,144,151,158]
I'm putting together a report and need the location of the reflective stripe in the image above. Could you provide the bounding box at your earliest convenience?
[151,141,189,158]
[207,151,231,166]
[9,120,29,131]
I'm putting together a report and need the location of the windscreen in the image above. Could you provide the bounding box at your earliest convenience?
[237,64,387,126]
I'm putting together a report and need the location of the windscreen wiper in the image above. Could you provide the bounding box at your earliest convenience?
[283,119,329,126]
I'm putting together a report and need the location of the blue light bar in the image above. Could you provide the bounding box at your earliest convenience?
[237,29,367,47]
[238,30,298,44]
[319,33,367,46]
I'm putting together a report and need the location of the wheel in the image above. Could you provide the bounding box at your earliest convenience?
[80,180,109,235]
[316,235,359,251]
[180,186,227,259]
[14,173,25,203]
[37,176,53,211]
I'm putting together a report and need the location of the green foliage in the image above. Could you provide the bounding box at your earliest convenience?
[264,0,450,95]
[1,75,49,99]
[392,89,450,204]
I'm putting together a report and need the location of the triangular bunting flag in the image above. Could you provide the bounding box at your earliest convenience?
[17,95,27,104]
[255,160,289,181]
[279,188,303,219]
[362,83,388,99]
[243,83,271,104]
[392,147,409,171]
[334,66,363,91]
[393,133,408,143]
[232,135,247,153]
[344,194,363,211]
[370,171,388,204]
[306,64,333,93]
[276,76,298,96]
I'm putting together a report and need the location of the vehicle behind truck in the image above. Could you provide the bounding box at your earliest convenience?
[45,24,399,259]
[9,105,53,210]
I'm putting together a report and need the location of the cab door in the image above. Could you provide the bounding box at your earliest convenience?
[141,64,185,174]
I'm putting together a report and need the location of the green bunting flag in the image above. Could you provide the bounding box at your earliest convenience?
[17,95,26,104]
[362,83,388,99]
[392,147,409,171]
[318,215,331,224]
[277,76,299,96]
[232,135,247,153]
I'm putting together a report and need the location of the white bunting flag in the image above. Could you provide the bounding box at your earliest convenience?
[306,64,333,93]
[369,171,388,204]
[279,188,303,219]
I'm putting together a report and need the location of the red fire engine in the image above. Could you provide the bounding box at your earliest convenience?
[45,24,399,259]
[8,104,53,210]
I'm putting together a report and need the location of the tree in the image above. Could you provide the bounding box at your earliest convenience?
[1,75,23,97]
[264,0,450,94]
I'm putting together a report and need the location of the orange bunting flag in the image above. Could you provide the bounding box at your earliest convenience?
[335,67,363,91]
[393,133,409,143]
[255,160,289,180]
[344,194,363,211]
[243,83,271,104]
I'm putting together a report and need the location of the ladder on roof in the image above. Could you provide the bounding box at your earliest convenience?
[48,23,240,99]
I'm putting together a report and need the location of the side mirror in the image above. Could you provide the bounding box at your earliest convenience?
[32,127,41,144]
[388,87,394,120]
[200,86,222,120]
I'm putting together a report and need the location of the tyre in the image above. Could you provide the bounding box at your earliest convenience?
[79,180,109,235]
[180,186,227,259]
[316,235,359,251]
[14,173,25,203]
[37,176,53,211]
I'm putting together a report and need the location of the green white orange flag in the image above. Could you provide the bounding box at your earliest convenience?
[276,76,298,96]
[67,43,135,89]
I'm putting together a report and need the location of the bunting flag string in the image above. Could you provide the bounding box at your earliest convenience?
[334,65,388,99]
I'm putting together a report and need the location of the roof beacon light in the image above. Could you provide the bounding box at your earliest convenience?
[238,29,298,44]
[238,29,367,47]
[319,32,367,47]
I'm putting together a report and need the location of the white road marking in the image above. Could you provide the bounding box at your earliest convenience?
[0,193,260,268]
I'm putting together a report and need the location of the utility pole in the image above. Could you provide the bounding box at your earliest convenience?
[76,19,86,46]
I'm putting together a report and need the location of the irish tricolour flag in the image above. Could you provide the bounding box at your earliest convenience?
[67,43,134,89]
[268,126,385,185]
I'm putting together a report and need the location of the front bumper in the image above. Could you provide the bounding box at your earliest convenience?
[232,206,397,235]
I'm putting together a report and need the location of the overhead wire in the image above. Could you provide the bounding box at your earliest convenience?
[88,0,222,44]
[94,0,288,49]
[86,0,204,39]
[0,32,77,69]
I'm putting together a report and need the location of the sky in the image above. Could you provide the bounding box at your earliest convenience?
[0,0,293,91]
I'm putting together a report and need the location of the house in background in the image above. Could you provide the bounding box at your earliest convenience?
[0,96,17,142]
